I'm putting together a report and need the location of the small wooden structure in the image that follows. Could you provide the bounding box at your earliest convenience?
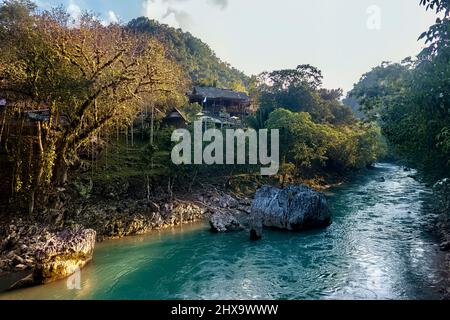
[162,107,189,129]
[24,109,51,122]
[189,86,252,119]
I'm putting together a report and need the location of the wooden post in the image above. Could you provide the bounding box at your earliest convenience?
[141,113,144,140]
[91,140,94,178]
[125,126,129,153]
[150,105,155,146]
[0,108,7,145]
[105,141,108,170]
[131,124,134,147]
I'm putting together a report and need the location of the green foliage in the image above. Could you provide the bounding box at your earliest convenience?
[349,61,413,120]
[249,64,385,181]
[127,17,249,89]
[180,103,202,122]
[348,1,450,178]
[259,65,324,91]
[249,65,357,129]
[0,1,188,212]
[342,96,367,120]
[265,109,385,176]
[419,0,449,57]
[141,127,174,174]
[350,54,450,177]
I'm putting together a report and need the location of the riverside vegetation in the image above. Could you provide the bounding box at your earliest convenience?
[0,0,449,296]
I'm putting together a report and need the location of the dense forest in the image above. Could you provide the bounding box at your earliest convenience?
[0,0,447,221]
[0,0,188,214]
[1,0,450,301]
[245,65,385,186]
[349,0,450,179]
[127,17,249,90]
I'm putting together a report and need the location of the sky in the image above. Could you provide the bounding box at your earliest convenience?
[32,0,439,92]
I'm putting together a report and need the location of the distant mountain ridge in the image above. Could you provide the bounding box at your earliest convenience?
[127,17,249,90]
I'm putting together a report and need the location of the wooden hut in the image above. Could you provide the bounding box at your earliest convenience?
[189,86,252,119]
[162,107,189,129]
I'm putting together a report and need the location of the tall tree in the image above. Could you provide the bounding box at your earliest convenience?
[0,3,187,212]
[419,0,449,56]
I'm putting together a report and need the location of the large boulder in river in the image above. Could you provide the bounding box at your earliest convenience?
[251,185,332,231]
[210,212,244,233]
[33,228,96,284]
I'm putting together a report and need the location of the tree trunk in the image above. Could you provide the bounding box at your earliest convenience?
[131,124,134,147]
[53,141,69,187]
[150,105,155,145]
[0,108,7,145]
[146,174,150,201]
[189,169,198,193]
[11,117,25,200]
[29,122,44,217]
[141,114,145,140]
[125,126,128,152]
[167,177,174,200]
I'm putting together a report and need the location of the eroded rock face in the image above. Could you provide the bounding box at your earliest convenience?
[69,200,206,241]
[209,212,244,233]
[0,220,51,274]
[207,191,253,233]
[33,228,96,284]
[0,188,250,291]
[249,213,263,241]
[251,185,332,231]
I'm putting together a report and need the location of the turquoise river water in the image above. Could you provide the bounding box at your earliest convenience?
[0,163,447,300]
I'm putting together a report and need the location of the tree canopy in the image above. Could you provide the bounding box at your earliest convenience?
[127,17,249,90]
[349,0,450,177]
[0,1,188,213]
[248,64,385,182]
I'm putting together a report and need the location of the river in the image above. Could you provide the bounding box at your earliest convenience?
[0,163,446,300]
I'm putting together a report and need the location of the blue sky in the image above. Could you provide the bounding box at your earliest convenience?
[32,0,439,92]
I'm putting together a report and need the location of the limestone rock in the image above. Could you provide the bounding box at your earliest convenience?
[251,185,332,231]
[33,228,96,284]
[209,212,244,233]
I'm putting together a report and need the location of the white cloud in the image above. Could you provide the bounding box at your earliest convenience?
[142,0,228,29]
[99,10,120,26]
[107,10,119,24]
[143,0,181,28]
[67,0,82,22]
[162,7,192,29]
[207,0,228,9]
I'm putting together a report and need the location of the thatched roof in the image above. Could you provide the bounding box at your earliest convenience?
[165,107,189,123]
[191,86,250,102]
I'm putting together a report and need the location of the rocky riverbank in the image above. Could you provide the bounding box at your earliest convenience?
[432,179,450,298]
[0,185,252,291]
[1,183,330,290]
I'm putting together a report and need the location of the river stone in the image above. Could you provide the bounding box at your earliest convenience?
[249,213,263,241]
[209,212,244,233]
[251,185,332,231]
[434,178,450,213]
[33,228,96,284]
[440,242,450,252]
